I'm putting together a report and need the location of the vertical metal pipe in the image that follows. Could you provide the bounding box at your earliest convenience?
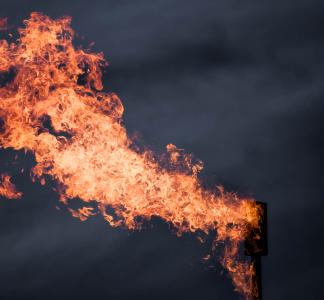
[245,202,268,300]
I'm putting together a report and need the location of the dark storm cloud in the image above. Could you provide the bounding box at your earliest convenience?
[0,1,323,299]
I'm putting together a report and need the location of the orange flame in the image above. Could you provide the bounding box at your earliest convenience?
[0,13,261,298]
[0,174,22,199]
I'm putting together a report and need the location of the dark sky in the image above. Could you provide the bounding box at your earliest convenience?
[0,1,324,299]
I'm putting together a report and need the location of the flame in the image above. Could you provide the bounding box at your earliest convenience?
[0,174,22,199]
[0,17,8,31]
[0,13,261,298]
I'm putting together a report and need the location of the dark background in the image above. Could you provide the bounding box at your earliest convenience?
[0,1,323,299]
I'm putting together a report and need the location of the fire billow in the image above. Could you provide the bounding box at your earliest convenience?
[0,13,262,299]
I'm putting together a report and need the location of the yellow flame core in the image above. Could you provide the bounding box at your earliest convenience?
[0,13,261,298]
